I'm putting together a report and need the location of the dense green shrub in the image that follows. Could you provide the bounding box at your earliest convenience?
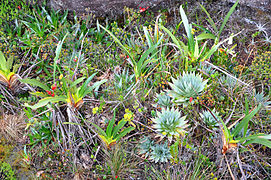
[251,51,271,87]
[0,162,16,180]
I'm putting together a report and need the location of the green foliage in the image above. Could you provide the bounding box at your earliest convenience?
[19,36,107,109]
[220,103,271,152]
[112,68,135,101]
[139,136,155,157]
[155,92,172,108]
[23,107,54,150]
[0,162,16,180]
[160,4,239,71]
[99,22,163,81]
[219,75,239,90]
[0,51,19,90]
[152,108,187,142]
[251,51,271,87]
[91,110,135,148]
[20,73,106,109]
[200,109,220,129]
[199,0,239,42]
[103,142,139,179]
[254,92,271,108]
[150,142,172,163]
[0,0,23,37]
[168,72,208,107]
[2,0,271,178]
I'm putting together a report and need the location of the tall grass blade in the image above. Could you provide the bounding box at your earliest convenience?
[218,0,239,38]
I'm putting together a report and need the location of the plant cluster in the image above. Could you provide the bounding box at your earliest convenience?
[251,51,271,87]
[1,0,271,179]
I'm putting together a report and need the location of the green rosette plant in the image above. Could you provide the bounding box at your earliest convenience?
[150,142,172,163]
[152,107,187,142]
[200,109,220,129]
[168,71,208,107]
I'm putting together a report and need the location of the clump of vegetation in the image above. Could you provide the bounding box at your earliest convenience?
[0,162,16,180]
[1,0,271,179]
[251,51,271,87]
[152,108,187,142]
[200,109,220,130]
[168,72,208,106]
[150,142,172,163]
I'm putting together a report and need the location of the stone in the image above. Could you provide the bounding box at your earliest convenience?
[225,0,271,12]
[45,0,176,18]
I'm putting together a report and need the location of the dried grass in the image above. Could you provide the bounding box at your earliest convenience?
[0,113,26,142]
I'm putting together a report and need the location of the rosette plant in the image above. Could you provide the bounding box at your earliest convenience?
[91,110,135,149]
[152,108,187,142]
[168,71,208,107]
[138,136,155,157]
[150,142,172,163]
[154,92,172,108]
[0,51,19,91]
[200,109,220,129]
[20,73,106,110]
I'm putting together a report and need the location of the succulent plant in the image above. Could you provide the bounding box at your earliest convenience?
[150,142,172,163]
[168,72,208,107]
[254,92,271,108]
[152,108,187,142]
[199,62,216,76]
[154,92,172,108]
[200,109,220,129]
[114,68,135,94]
[138,136,155,157]
[219,75,239,89]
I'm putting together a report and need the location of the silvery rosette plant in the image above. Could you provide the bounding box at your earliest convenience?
[200,109,220,129]
[168,71,208,107]
[150,142,172,163]
[154,92,172,108]
[138,136,155,157]
[254,92,271,109]
[152,108,187,142]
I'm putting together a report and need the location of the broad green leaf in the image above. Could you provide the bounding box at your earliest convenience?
[30,91,47,98]
[200,44,220,61]
[194,39,199,58]
[99,24,135,65]
[218,0,239,39]
[7,56,14,71]
[0,51,7,72]
[70,77,85,89]
[19,78,50,91]
[115,126,135,141]
[24,96,66,110]
[78,73,96,96]
[232,104,262,137]
[243,138,271,149]
[106,111,116,137]
[219,117,230,141]
[196,33,216,41]
[112,119,127,138]
[143,26,153,48]
[90,122,107,138]
[180,5,192,40]
[99,135,116,147]
[199,4,217,33]
[159,25,182,52]
[137,36,163,70]
[237,133,271,142]
[53,33,68,83]
[81,79,107,98]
